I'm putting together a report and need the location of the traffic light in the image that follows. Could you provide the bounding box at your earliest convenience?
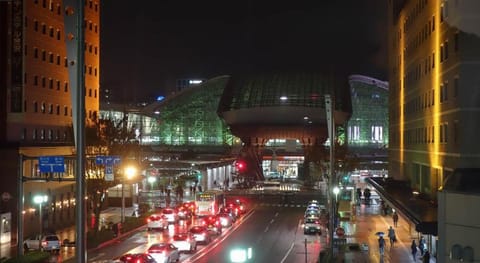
[235,160,247,173]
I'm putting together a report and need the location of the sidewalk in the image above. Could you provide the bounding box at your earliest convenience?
[337,186,436,263]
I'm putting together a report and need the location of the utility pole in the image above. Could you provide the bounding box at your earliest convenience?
[325,95,336,258]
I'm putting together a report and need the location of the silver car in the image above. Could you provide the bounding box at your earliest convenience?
[147,243,180,263]
[171,233,197,253]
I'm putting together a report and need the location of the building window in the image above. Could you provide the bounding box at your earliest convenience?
[454,32,459,52]
[42,77,46,87]
[372,126,383,142]
[42,24,46,34]
[34,48,38,58]
[56,80,60,90]
[42,50,46,61]
[49,53,53,63]
[49,27,54,37]
[64,82,69,92]
[48,130,53,140]
[49,104,53,114]
[56,30,61,40]
[34,75,38,86]
[49,78,53,89]
[349,126,360,141]
[64,58,68,67]
[33,129,37,140]
[40,129,45,140]
[94,46,98,55]
[454,77,459,97]
[56,55,60,65]
[41,102,46,113]
[64,106,68,116]
[34,20,38,31]
[21,128,26,140]
[34,101,38,112]
[56,105,60,115]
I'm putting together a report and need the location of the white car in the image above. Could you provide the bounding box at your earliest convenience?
[147,243,180,263]
[24,234,61,253]
[303,217,322,235]
[147,214,168,231]
[171,233,197,253]
[161,208,179,224]
[189,225,212,244]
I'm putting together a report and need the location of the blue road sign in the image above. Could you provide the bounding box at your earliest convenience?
[39,156,65,173]
[96,155,121,166]
[105,165,114,181]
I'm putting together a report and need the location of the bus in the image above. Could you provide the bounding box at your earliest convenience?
[195,190,225,217]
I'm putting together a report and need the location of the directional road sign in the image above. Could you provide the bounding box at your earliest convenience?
[39,156,65,173]
[95,155,121,165]
[105,165,114,181]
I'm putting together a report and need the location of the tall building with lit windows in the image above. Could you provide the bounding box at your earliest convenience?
[386,1,480,261]
[0,0,100,241]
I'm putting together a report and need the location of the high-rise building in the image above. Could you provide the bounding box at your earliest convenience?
[0,0,100,241]
[387,1,480,261]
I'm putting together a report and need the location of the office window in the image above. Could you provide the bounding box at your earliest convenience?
[64,82,69,92]
[42,24,46,34]
[372,126,383,142]
[34,48,38,58]
[49,104,53,114]
[49,53,53,63]
[42,50,46,61]
[34,101,38,112]
[56,55,60,65]
[64,106,68,116]
[65,58,68,67]
[41,102,46,113]
[49,78,53,89]
[48,130,53,140]
[34,75,38,86]
[49,27,54,37]
[40,129,45,140]
[42,77,46,87]
[57,30,61,40]
[56,105,60,115]
[56,80,60,90]
[34,20,38,31]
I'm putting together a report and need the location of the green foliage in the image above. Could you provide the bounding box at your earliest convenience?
[3,251,50,263]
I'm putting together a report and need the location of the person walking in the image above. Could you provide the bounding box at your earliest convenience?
[423,250,431,263]
[411,240,418,260]
[419,236,426,256]
[392,211,399,227]
[378,236,386,256]
[387,226,396,248]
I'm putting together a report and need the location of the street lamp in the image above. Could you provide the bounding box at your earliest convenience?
[147,176,157,210]
[33,195,48,247]
[333,186,340,202]
[121,165,137,223]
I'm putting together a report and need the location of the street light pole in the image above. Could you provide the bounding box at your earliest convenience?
[325,95,336,258]
[33,195,48,248]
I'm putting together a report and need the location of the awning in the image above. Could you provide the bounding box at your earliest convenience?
[366,177,438,236]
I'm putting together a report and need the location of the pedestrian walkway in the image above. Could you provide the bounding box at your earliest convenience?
[336,185,436,263]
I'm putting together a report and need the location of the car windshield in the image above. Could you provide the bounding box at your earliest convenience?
[45,236,59,241]
[305,218,319,224]
[149,244,167,251]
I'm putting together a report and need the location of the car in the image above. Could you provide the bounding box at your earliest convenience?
[307,199,319,206]
[189,225,212,244]
[228,199,247,214]
[303,217,322,235]
[118,253,156,263]
[171,232,197,253]
[201,215,222,235]
[147,243,180,263]
[219,207,238,221]
[147,214,168,231]
[217,212,234,227]
[176,206,193,220]
[23,234,61,253]
[161,208,179,224]
[304,209,321,219]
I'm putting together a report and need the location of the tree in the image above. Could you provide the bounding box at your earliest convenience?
[85,115,139,233]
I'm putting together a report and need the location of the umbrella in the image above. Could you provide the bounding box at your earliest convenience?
[375,231,385,236]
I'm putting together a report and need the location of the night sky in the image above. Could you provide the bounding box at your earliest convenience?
[101,1,388,102]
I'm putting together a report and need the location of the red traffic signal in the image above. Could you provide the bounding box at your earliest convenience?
[235,160,246,172]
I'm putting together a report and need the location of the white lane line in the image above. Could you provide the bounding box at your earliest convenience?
[264,226,270,233]
[280,242,295,263]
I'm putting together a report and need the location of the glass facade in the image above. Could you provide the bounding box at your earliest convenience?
[347,75,389,148]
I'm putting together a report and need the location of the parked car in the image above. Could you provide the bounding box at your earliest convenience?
[147,243,180,263]
[147,214,168,231]
[171,232,197,253]
[189,225,212,244]
[303,217,322,235]
[118,253,156,263]
[23,234,61,253]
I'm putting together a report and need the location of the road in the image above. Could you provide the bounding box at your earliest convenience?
[188,193,324,263]
[58,189,325,263]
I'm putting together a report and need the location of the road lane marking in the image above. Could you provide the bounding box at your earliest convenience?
[280,242,295,263]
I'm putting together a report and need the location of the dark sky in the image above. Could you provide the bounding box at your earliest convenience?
[101,1,388,102]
